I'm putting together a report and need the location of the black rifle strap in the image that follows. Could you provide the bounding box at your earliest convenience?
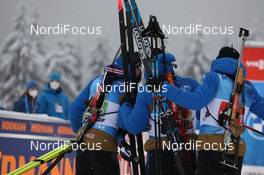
[42,154,65,175]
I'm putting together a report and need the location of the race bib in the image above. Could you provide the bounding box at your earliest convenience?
[55,103,64,113]
[96,100,119,129]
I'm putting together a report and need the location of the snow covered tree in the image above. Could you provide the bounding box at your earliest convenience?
[249,18,264,41]
[181,34,211,81]
[0,3,45,108]
[87,38,112,79]
[45,38,83,99]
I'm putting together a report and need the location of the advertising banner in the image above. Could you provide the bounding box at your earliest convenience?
[242,41,264,175]
[0,111,76,175]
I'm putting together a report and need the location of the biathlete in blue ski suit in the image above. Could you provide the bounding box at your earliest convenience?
[118,53,199,175]
[155,47,264,175]
[70,53,142,175]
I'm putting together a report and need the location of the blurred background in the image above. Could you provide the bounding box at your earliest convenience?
[0,0,263,108]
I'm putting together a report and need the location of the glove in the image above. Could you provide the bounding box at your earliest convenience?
[117,129,133,161]
[119,140,133,161]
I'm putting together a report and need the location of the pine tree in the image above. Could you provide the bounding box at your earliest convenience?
[87,38,111,79]
[249,18,264,41]
[181,34,211,81]
[45,38,83,99]
[0,3,45,108]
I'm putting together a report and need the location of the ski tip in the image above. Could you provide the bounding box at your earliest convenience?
[118,0,123,11]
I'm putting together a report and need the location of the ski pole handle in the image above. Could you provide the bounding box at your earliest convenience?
[236,28,250,71]
[239,28,249,38]
[238,28,249,62]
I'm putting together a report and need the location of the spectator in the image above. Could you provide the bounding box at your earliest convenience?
[36,71,69,120]
[13,80,39,113]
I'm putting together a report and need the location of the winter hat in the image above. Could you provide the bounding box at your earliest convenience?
[48,71,61,82]
[26,80,38,90]
[216,46,240,59]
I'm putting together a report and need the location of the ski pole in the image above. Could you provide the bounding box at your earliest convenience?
[142,15,186,175]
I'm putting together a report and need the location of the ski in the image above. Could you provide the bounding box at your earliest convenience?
[124,0,146,174]
[8,144,72,175]
[123,0,152,76]
[117,0,140,174]
[129,0,152,58]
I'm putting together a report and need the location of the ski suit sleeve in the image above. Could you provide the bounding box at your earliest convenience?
[36,93,47,114]
[246,81,264,120]
[70,79,95,133]
[118,91,152,135]
[251,94,264,120]
[161,72,220,110]
[175,76,200,90]
[175,76,201,130]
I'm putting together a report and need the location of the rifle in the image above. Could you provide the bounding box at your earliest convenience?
[219,28,249,172]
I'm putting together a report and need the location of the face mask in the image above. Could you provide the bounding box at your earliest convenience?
[29,90,38,98]
[50,81,60,90]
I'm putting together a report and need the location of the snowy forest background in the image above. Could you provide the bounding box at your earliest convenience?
[0,3,114,109]
[0,2,263,109]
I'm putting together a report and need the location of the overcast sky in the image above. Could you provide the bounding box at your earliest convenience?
[0,0,263,65]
